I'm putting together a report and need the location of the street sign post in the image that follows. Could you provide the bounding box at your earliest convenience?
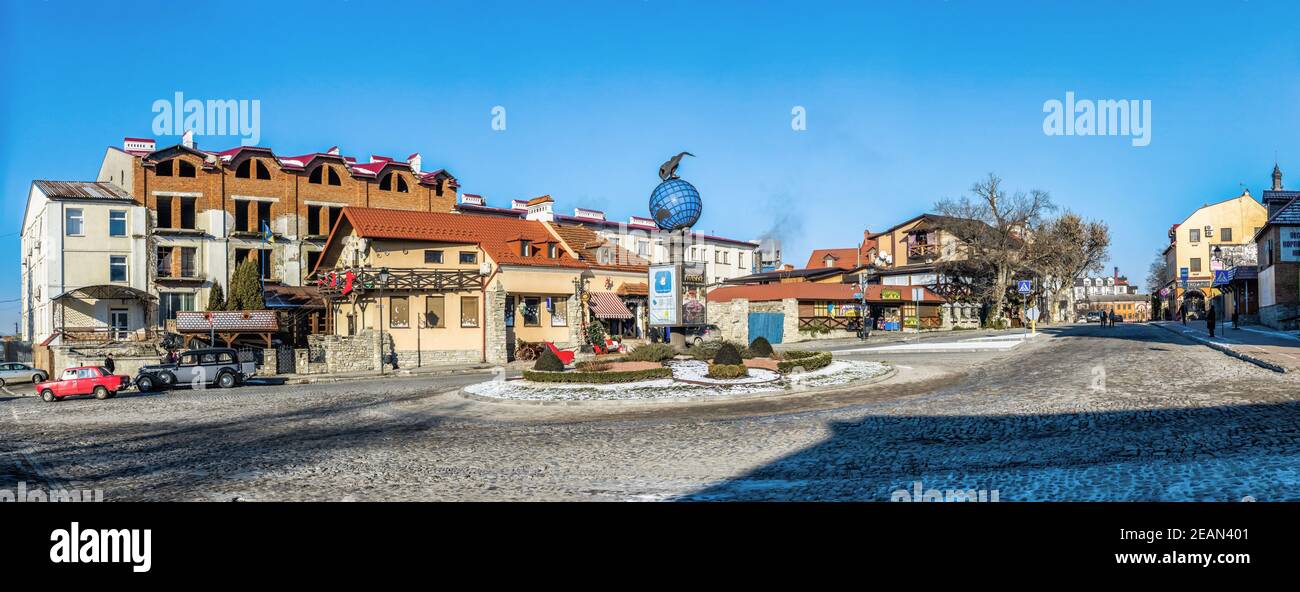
[1025,305,1040,335]
[1016,280,1032,294]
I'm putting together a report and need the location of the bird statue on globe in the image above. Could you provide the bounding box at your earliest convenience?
[650,151,702,231]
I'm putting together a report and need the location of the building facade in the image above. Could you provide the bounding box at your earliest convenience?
[1160,189,1266,319]
[95,135,459,330]
[1254,165,1300,328]
[21,181,152,344]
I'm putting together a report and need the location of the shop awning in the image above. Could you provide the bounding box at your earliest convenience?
[588,291,634,319]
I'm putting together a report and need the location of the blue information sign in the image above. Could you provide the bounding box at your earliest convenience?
[1016,280,1032,294]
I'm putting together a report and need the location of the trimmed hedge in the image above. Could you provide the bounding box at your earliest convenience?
[523,367,673,384]
[686,340,755,361]
[534,347,565,371]
[748,336,774,357]
[713,342,744,365]
[706,363,749,379]
[625,343,677,362]
[777,351,833,373]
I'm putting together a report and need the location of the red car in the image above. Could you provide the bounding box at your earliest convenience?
[36,366,130,402]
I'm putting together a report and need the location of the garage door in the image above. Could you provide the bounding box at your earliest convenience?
[748,312,784,344]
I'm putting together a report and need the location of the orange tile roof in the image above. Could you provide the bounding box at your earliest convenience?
[805,248,861,270]
[338,207,588,269]
[548,222,649,272]
[707,283,944,303]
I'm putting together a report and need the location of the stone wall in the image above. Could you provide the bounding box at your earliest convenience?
[1260,303,1300,330]
[485,282,508,364]
[709,298,750,343]
[52,342,161,377]
[308,331,379,374]
[393,349,480,368]
[941,303,981,330]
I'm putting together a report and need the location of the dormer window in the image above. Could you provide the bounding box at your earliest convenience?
[308,165,342,185]
[547,243,558,258]
[178,160,196,177]
[156,160,173,176]
[378,172,409,192]
[520,240,533,257]
[236,159,271,179]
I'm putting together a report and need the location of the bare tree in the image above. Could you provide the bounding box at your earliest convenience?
[1024,212,1110,322]
[1146,249,1169,294]
[934,173,1055,326]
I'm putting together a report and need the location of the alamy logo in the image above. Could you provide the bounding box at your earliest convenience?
[49,522,151,573]
[152,91,261,146]
[891,480,999,502]
[1043,91,1151,147]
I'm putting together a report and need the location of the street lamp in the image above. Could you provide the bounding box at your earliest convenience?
[376,267,390,374]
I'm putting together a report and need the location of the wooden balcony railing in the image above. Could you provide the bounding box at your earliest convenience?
[907,243,941,260]
[798,316,864,331]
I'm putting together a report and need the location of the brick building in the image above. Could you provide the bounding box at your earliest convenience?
[95,134,459,329]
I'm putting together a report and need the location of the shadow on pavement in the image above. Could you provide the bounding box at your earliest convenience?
[682,370,1300,502]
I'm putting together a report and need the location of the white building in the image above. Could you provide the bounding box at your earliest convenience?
[21,181,153,344]
[1073,274,1137,299]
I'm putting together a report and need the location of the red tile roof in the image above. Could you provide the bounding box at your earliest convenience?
[707,283,944,303]
[805,248,860,270]
[337,207,588,269]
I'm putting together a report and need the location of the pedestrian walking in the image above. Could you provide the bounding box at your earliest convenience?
[1206,304,1217,339]
[103,353,115,374]
[1179,304,1187,325]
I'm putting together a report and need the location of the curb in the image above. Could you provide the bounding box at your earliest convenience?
[457,364,899,407]
[1152,323,1286,373]
[276,366,498,385]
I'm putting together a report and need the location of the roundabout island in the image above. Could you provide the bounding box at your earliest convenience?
[462,340,892,404]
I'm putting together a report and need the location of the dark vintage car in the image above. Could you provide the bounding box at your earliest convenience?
[134,348,257,392]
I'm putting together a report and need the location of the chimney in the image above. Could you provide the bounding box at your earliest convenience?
[370,155,392,163]
[1114,266,1118,279]
[510,200,529,210]
[782,264,795,271]
[181,129,195,149]
[628,215,657,227]
[407,153,421,174]
[460,193,484,206]
[326,146,340,155]
[574,208,606,221]
[123,137,156,153]
[524,195,554,222]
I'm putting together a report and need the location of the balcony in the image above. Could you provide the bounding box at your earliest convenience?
[907,243,941,261]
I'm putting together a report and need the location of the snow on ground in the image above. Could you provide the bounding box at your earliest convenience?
[463,360,890,402]
[666,360,779,384]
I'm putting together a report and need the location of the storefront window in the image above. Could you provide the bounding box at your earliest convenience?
[522,297,541,326]
[550,296,567,326]
[504,296,515,327]
[425,296,445,328]
[389,296,409,328]
[461,296,480,327]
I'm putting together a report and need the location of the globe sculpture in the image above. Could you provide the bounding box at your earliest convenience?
[649,178,702,231]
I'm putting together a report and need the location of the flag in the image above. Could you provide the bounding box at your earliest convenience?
[261,221,275,243]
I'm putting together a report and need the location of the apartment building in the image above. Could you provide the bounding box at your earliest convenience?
[94,134,459,328]
[1160,188,1266,318]
[21,181,151,344]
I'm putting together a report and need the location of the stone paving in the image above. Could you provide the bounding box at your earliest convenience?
[1,323,1297,501]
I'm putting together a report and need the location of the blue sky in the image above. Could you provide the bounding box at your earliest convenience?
[2,0,1298,332]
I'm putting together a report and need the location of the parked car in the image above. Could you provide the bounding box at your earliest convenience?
[134,348,256,392]
[35,366,130,402]
[681,324,723,347]
[1085,311,1103,323]
[0,362,48,386]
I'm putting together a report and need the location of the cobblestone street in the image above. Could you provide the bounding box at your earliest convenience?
[3,323,1298,501]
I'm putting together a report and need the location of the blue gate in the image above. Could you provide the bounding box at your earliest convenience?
[748,312,784,344]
